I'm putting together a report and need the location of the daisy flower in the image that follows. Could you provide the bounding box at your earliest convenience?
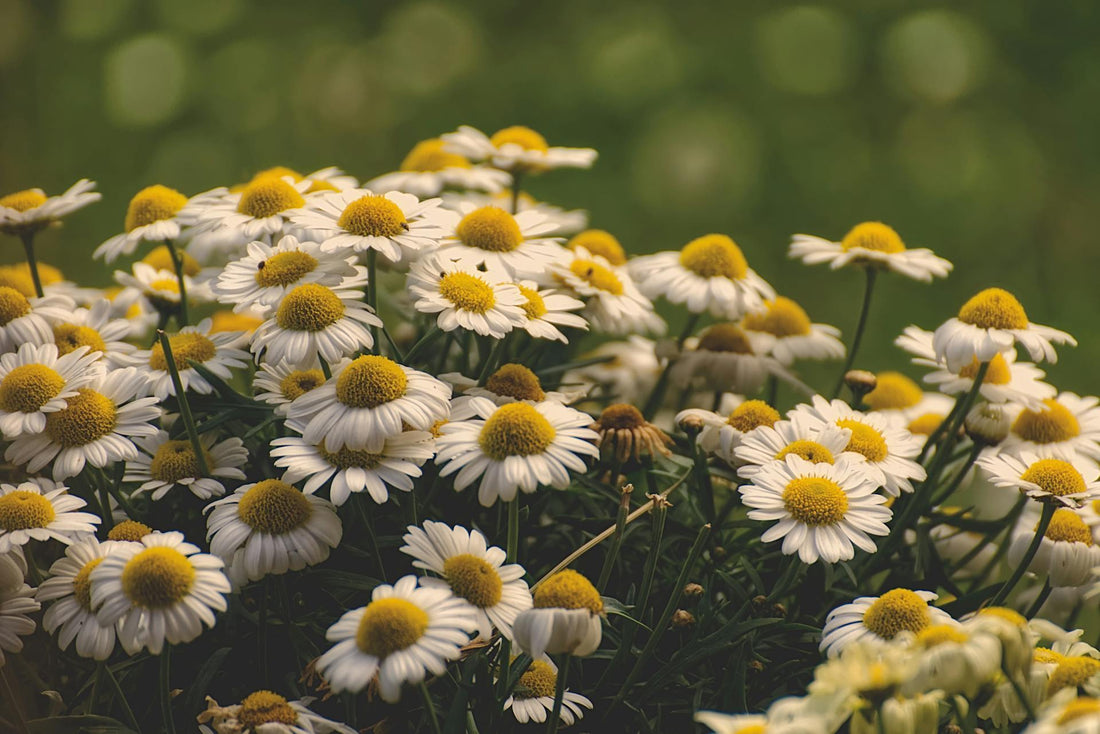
[734,418,856,478]
[790,396,927,496]
[741,296,845,365]
[932,287,1075,372]
[4,367,160,480]
[442,125,597,172]
[37,538,128,660]
[513,570,603,659]
[444,190,588,235]
[819,589,955,657]
[400,520,532,640]
[125,430,248,501]
[113,262,195,312]
[135,319,250,400]
[505,657,593,726]
[437,203,563,280]
[563,336,662,404]
[0,342,104,438]
[0,479,99,553]
[508,279,588,343]
[676,399,782,465]
[185,176,313,257]
[408,255,527,337]
[443,364,577,414]
[1000,393,1100,461]
[205,479,342,586]
[566,229,628,266]
[93,184,194,262]
[671,324,787,395]
[789,221,952,282]
[977,451,1100,508]
[1007,507,1100,587]
[252,359,326,415]
[1025,696,1100,734]
[212,236,364,314]
[198,691,357,734]
[859,371,955,429]
[241,165,359,194]
[271,426,434,506]
[435,397,599,507]
[289,189,451,263]
[250,282,382,366]
[899,621,1003,698]
[287,355,451,452]
[365,137,511,197]
[554,245,663,335]
[48,298,141,368]
[316,574,476,702]
[0,179,100,236]
[0,581,39,666]
[591,403,673,464]
[0,287,76,353]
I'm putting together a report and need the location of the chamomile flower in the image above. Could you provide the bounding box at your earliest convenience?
[734,419,856,478]
[676,400,782,465]
[563,336,662,404]
[185,177,313,256]
[316,574,476,702]
[511,280,588,342]
[198,691,357,734]
[1024,695,1100,734]
[438,203,564,281]
[400,521,532,640]
[366,137,511,197]
[0,343,104,438]
[91,531,231,654]
[1008,507,1100,587]
[671,324,785,395]
[37,538,128,660]
[113,262,194,311]
[205,480,342,586]
[444,190,588,235]
[0,479,100,553]
[977,451,1100,507]
[444,365,580,418]
[94,184,194,262]
[125,430,247,501]
[252,359,326,416]
[435,397,599,507]
[0,581,39,666]
[0,287,76,353]
[554,245,663,335]
[513,570,603,659]
[900,622,1003,697]
[741,296,845,365]
[591,403,673,464]
[250,283,382,366]
[1000,393,1100,461]
[5,367,160,480]
[860,371,955,428]
[820,589,955,657]
[48,299,140,368]
[789,221,952,282]
[135,319,250,400]
[505,657,593,726]
[414,265,526,338]
[0,180,100,236]
[932,287,1076,372]
[442,125,597,172]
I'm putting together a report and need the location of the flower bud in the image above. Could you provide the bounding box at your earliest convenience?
[965,403,1010,446]
[844,370,877,404]
[671,609,695,628]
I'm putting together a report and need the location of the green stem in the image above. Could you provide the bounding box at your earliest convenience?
[1025,578,1053,618]
[355,496,386,581]
[477,339,507,385]
[506,498,520,563]
[18,231,43,298]
[157,330,209,477]
[1003,662,1037,721]
[420,681,442,734]
[163,239,188,326]
[931,442,983,507]
[545,654,571,734]
[97,468,116,534]
[1,666,27,734]
[876,704,888,734]
[259,577,270,686]
[596,484,633,592]
[103,663,139,731]
[690,438,717,526]
[642,313,700,420]
[160,645,177,734]
[404,325,443,365]
[510,172,524,215]
[991,502,1055,606]
[366,249,380,354]
[765,375,778,408]
[831,267,878,399]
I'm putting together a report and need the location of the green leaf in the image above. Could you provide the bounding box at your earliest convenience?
[27,715,138,734]
[183,646,232,718]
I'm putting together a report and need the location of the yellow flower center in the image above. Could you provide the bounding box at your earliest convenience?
[210,311,262,334]
[533,569,602,613]
[121,546,196,608]
[1,189,48,212]
[140,245,200,276]
[836,420,889,462]
[734,727,766,734]
[148,277,181,296]
[516,284,547,319]
[977,606,1026,626]
[337,195,408,238]
[54,324,106,359]
[237,480,313,534]
[1058,698,1100,725]
[275,283,346,332]
[149,440,213,483]
[517,659,557,699]
[678,234,749,280]
[862,589,931,639]
[237,690,299,728]
[149,332,217,371]
[568,259,623,295]
[863,372,923,411]
[255,251,319,288]
[251,166,303,183]
[957,288,1029,330]
[907,413,943,436]
[742,297,812,337]
[0,287,32,326]
[0,364,65,413]
[438,272,496,313]
[478,403,557,461]
[0,490,56,530]
[485,364,545,402]
[1021,458,1086,497]
[45,388,117,448]
[1048,657,1100,696]
[0,267,36,297]
[279,369,326,402]
[236,178,305,219]
[599,403,646,430]
[355,597,430,658]
[455,206,524,253]
[124,185,187,232]
[840,222,906,254]
[335,355,408,408]
[1013,399,1080,444]
[698,323,755,354]
[490,126,549,152]
[916,624,968,647]
[567,230,627,266]
[781,477,848,526]
[72,557,104,612]
[108,519,152,542]
[400,138,471,171]
[958,353,1013,385]
[318,442,384,470]
[726,401,781,432]
[1044,508,1094,545]
[775,440,834,464]
[1035,647,1064,665]
[443,553,503,608]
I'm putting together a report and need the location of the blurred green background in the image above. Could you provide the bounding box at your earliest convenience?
[3,0,1099,392]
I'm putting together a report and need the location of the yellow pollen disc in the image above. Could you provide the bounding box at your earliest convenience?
[355,597,430,658]
[840,222,906,254]
[1044,509,1094,545]
[141,245,201,277]
[52,323,102,358]
[697,323,754,354]
[836,420,889,462]
[1013,399,1080,444]
[400,138,470,171]
[148,278,181,297]
[477,402,556,461]
[0,267,36,298]
[957,288,1029,330]
[149,332,216,372]
[439,272,496,313]
[863,372,923,411]
[1035,647,1065,665]
[735,727,766,734]
[599,403,646,430]
[237,690,298,728]
[516,284,547,319]
[45,388,117,448]
[0,364,65,413]
[0,287,32,326]
[977,606,1026,626]
[335,355,408,408]
[533,569,602,613]
[781,477,848,526]
[1,189,48,212]
[485,364,545,402]
[916,624,968,647]
[517,659,557,699]
[443,553,503,607]
[1021,458,1086,497]
[72,557,104,612]
[251,166,303,183]
[149,440,212,483]
[237,480,312,534]
[121,547,196,608]
[742,297,812,337]
[1048,657,1100,695]
[569,259,623,295]
[275,283,346,332]
[959,353,1012,385]
[124,185,187,232]
[490,126,549,152]
[318,442,384,470]
[337,195,408,238]
[861,589,931,639]
[0,490,56,530]
[775,440,834,464]
[678,234,749,280]
[906,413,943,436]
[236,178,305,218]
[210,311,262,334]
[726,401,780,432]
[456,206,524,253]
[279,369,325,402]
[108,519,152,542]
[567,230,627,266]
[1058,698,1100,725]
[255,250,319,288]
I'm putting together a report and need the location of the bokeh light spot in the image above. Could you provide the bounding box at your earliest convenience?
[104,34,190,128]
